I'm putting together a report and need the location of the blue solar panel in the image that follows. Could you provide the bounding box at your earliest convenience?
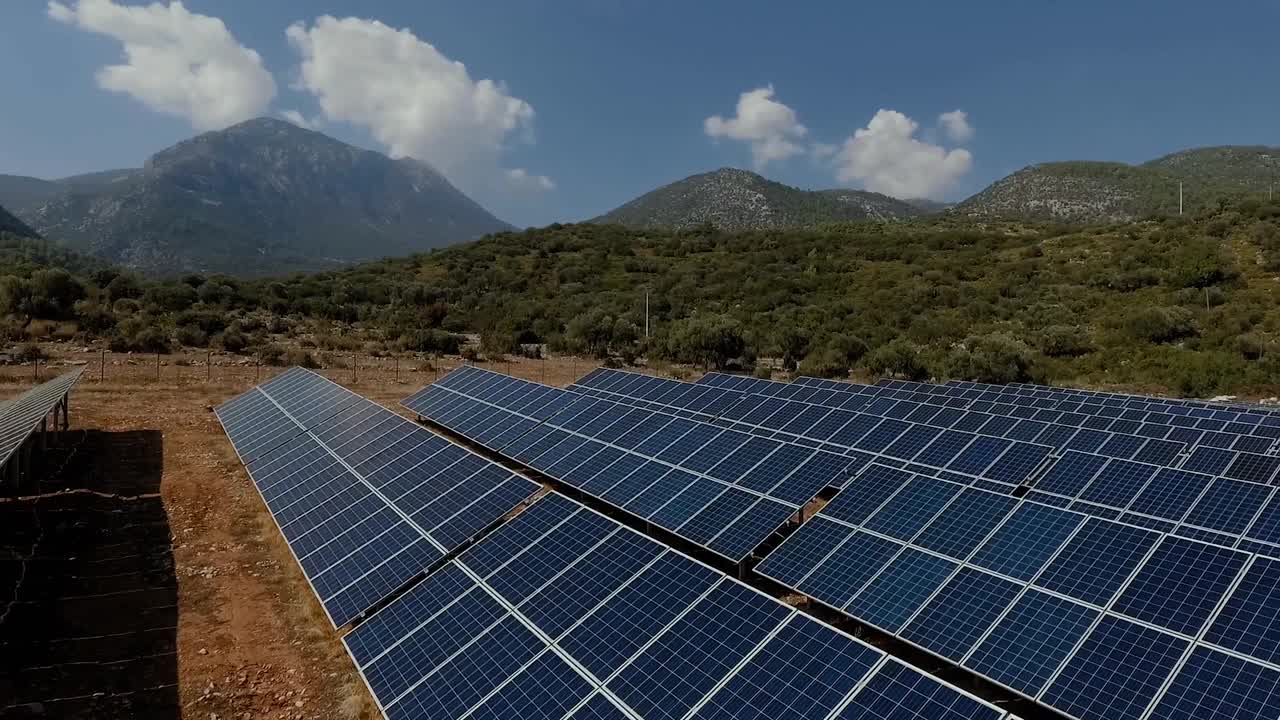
[1147,646,1280,720]
[1111,537,1249,635]
[1182,478,1273,534]
[560,553,718,679]
[1035,518,1159,606]
[1034,451,1107,497]
[466,652,593,720]
[1078,459,1157,509]
[1204,556,1280,666]
[964,589,1099,697]
[756,517,852,587]
[1127,468,1213,522]
[947,436,1012,476]
[968,502,1084,581]
[915,430,977,468]
[912,489,1018,560]
[982,442,1049,485]
[844,547,958,631]
[1225,452,1280,484]
[822,464,915,525]
[1183,446,1236,476]
[568,694,630,720]
[861,477,963,542]
[899,568,1021,661]
[799,531,902,611]
[607,582,790,720]
[692,614,880,720]
[707,498,796,561]
[1041,616,1188,720]
[835,661,1003,720]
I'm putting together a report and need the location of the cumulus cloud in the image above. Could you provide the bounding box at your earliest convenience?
[285,16,552,194]
[830,109,973,199]
[938,109,975,143]
[48,0,276,130]
[704,86,807,169]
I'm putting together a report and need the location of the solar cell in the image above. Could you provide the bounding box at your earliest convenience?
[1041,616,1188,720]
[691,614,880,720]
[899,568,1021,661]
[1147,646,1280,720]
[964,589,1099,697]
[1034,518,1159,606]
[607,581,790,720]
[844,547,958,631]
[1111,537,1249,635]
[835,661,1003,720]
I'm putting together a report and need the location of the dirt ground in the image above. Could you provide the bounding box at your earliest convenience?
[0,349,609,720]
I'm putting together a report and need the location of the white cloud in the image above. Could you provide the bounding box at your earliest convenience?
[704,85,807,169]
[938,109,975,143]
[279,109,320,130]
[285,16,552,194]
[48,0,276,130]
[830,109,973,199]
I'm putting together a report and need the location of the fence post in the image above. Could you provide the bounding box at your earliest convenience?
[100,349,105,383]
[207,351,211,381]
[255,359,260,383]
[156,352,161,381]
[352,353,357,383]
[394,355,399,383]
[33,357,38,382]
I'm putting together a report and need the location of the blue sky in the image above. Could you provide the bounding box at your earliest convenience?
[2,0,1278,227]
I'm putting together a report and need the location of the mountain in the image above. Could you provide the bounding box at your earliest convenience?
[0,203,37,238]
[904,198,954,214]
[0,118,510,276]
[592,168,922,231]
[955,146,1280,223]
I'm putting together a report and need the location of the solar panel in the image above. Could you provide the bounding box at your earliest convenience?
[217,368,537,627]
[1147,646,1280,720]
[1110,536,1249,635]
[844,547,958,631]
[834,660,1004,720]
[1204,556,1280,666]
[1040,615,1189,720]
[963,589,1099,697]
[899,568,1021,661]
[1033,518,1160,606]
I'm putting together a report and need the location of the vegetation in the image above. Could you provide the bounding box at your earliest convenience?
[4,198,1280,397]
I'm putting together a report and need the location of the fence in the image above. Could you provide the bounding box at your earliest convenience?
[0,349,617,394]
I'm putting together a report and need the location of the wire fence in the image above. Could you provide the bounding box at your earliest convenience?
[0,350,616,393]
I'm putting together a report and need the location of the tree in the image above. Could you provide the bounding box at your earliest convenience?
[661,314,745,370]
[944,333,1036,384]
[863,339,926,380]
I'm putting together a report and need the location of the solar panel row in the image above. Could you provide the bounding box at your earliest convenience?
[404,367,863,562]
[344,490,1012,720]
[716,372,1280,454]
[216,368,538,627]
[0,366,83,470]
[570,368,1055,490]
[757,460,1280,720]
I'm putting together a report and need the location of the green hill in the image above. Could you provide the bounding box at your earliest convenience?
[592,168,922,230]
[956,146,1280,222]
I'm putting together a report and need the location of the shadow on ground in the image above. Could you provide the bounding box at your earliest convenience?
[0,430,177,719]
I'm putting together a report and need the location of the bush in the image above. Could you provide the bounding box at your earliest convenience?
[1125,306,1196,343]
[797,348,850,379]
[659,314,745,370]
[254,343,286,366]
[110,324,170,353]
[863,339,926,380]
[13,342,46,363]
[285,348,320,369]
[752,364,773,380]
[399,329,462,354]
[1039,325,1092,357]
[175,325,208,347]
[944,333,1036,384]
[217,330,249,353]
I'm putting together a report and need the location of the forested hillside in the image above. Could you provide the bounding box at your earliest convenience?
[4,200,1280,397]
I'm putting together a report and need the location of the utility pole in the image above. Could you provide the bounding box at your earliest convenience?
[1179,182,1184,216]
[645,290,650,340]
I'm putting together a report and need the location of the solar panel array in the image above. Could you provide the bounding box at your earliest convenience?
[215,367,540,626]
[574,369,1280,558]
[404,366,868,562]
[0,366,83,469]
[218,368,1013,720]
[556,368,1280,720]
[344,490,1011,720]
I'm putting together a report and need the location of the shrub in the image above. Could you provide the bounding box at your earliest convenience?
[752,364,773,380]
[13,342,46,363]
[797,348,850,379]
[1125,306,1196,343]
[863,339,927,380]
[944,333,1036,384]
[254,343,286,366]
[1039,325,1092,357]
[659,314,746,370]
[399,329,462,354]
[217,330,249,353]
[285,348,320,369]
[175,325,209,347]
